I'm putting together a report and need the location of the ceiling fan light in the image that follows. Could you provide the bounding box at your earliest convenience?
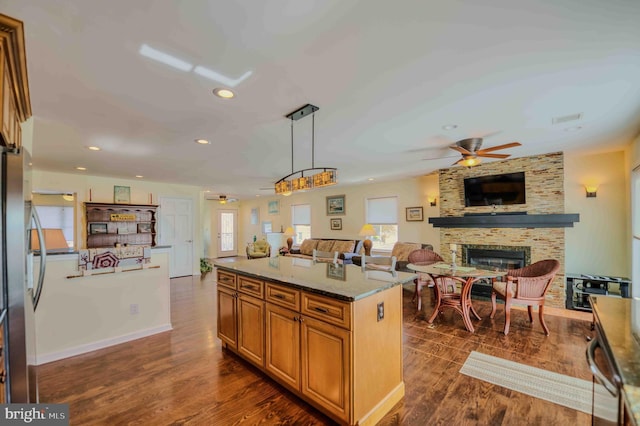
[461,157,481,167]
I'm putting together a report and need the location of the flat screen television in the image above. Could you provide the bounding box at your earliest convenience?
[463,172,526,206]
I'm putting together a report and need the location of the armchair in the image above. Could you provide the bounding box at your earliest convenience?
[246,240,271,259]
[490,259,560,335]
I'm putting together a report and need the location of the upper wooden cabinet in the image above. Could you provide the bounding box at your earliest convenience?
[0,14,32,148]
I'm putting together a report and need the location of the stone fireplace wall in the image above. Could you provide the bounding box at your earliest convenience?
[438,152,567,308]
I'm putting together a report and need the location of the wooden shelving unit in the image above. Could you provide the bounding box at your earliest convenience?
[85,202,158,248]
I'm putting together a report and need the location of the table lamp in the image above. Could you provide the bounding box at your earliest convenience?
[30,228,69,250]
[358,224,376,256]
[283,226,296,250]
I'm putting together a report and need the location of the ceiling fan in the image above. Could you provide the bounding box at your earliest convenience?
[206,194,238,204]
[449,138,521,167]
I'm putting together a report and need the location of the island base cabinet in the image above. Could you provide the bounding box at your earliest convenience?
[301,316,350,423]
[217,287,237,348]
[237,294,264,368]
[218,286,265,368]
[265,303,300,391]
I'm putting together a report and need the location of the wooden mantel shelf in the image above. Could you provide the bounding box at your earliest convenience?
[428,213,580,228]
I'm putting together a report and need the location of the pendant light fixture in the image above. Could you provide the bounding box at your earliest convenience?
[274,104,337,196]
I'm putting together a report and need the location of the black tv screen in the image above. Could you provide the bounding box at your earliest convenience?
[464,172,526,206]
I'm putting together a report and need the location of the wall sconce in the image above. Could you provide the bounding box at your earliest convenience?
[428,196,437,207]
[585,185,598,198]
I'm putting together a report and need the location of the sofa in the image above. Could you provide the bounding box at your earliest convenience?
[352,241,434,272]
[288,238,364,264]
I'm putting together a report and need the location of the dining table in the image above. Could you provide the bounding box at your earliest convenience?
[407,262,506,333]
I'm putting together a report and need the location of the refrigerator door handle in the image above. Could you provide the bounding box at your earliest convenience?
[31,207,46,310]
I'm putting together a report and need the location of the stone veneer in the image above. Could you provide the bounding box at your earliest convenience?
[438,152,566,308]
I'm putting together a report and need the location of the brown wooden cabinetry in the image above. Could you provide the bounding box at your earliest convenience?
[216,270,265,368]
[217,266,405,426]
[85,202,157,248]
[0,15,31,148]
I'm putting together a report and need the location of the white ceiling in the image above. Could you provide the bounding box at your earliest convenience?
[3,0,640,199]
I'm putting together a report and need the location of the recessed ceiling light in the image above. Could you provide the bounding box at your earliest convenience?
[135,175,143,178]
[138,44,193,72]
[442,124,458,130]
[88,146,101,151]
[256,194,260,197]
[76,166,87,171]
[564,126,583,132]
[195,139,210,145]
[368,178,375,181]
[212,88,235,99]
[204,190,211,193]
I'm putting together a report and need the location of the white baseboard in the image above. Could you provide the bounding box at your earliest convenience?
[36,323,173,365]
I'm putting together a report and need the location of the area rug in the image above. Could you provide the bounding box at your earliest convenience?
[460,351,617,422]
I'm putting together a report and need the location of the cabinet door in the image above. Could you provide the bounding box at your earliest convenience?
[301,316,350,422]
[265,303,300,391]
[237,294,264,368]
[217,287,237,348]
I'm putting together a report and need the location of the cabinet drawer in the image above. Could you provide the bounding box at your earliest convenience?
[302,292,351,330]
[266,283,300,311]
[217,270,237,289]
[238,276,264,298]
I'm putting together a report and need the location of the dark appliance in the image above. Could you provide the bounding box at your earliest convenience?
[1,146,44,402]
[464,171,526,206]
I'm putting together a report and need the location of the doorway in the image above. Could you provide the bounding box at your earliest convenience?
[217,209,237,257]
[159,197,194,278]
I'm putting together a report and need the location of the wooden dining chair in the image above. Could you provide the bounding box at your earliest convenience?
[490,259,560,335]
[407,249,444,311]
[312,249,339,263]
[361,255,397,271]
[427,275,482,331]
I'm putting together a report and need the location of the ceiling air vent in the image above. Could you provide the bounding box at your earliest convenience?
[552,113,582,125]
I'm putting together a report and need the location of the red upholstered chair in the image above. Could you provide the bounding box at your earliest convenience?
[490,259,560,335]
[407,249,443,311]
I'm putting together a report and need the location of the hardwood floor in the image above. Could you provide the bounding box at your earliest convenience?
[37,273,594,425]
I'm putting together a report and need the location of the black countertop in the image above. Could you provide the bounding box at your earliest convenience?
[213,257,417,302]
[590,296,640,424]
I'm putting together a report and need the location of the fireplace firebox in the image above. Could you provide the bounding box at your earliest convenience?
[463,245,530,298]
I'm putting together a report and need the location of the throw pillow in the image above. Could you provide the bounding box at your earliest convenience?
[332,240,355,254]
[299,239,319,256]
[316,240,335,252]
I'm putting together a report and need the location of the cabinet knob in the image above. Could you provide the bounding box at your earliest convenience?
[293,316,298,321]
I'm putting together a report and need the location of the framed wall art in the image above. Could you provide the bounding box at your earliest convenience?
[268,200,280,215]
[330,218,342,230]
[89,223,107,235]
[326,194,346,215]
[114,185,131,204]
[405,206,424,222]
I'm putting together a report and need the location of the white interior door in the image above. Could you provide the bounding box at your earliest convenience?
[159,197,194,277]
[217,209,238,257]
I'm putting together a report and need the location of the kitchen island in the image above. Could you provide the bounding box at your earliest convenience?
[213,257,416,426]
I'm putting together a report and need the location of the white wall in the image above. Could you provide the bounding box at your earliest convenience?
[630,134,640,297]
[564,150,629,277]
[229,174,441,256]
[35,249,171,364]
[32,170,204,275]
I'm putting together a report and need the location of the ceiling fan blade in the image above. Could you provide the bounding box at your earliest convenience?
[476,142,521,153]
[450,145,473,155]
[452,158,465,166]
[421,154,459,161]
[477,153,511,159]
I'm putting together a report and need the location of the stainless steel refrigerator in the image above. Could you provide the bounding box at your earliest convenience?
[1,145,45,403]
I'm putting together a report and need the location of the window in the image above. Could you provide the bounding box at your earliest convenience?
[34,205,74,249]
[292,204,311,244]
[366,197,398,251]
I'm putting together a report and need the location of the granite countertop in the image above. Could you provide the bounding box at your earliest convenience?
[590,296,640,425]
[213,257,417,302]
